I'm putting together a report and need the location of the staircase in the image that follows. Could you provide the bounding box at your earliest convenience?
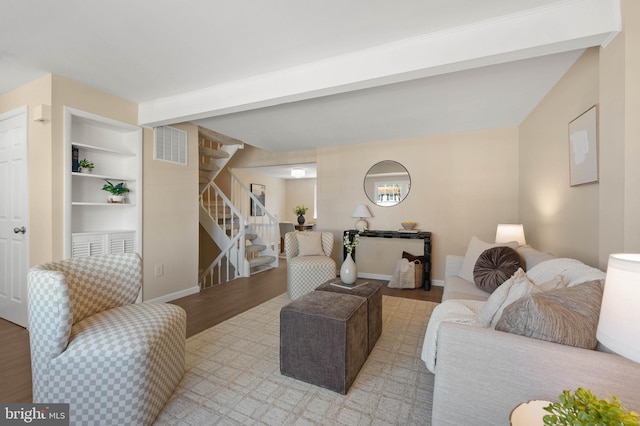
[198,127,278,289]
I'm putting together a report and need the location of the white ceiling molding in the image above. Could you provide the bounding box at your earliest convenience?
[138,0,620,128]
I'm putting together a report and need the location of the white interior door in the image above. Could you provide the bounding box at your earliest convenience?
[0,107,29,327]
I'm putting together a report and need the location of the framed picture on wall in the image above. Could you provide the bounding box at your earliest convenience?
[569,105,598,186]
[250,183,266,216]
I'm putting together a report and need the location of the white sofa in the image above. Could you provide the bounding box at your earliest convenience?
[425,245,640,425]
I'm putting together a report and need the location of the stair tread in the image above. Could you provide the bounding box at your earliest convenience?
[245,233,258,240]
[248,256,276,267]
[246,244,266,253]
[199,162,220,172]
[199,176,209,184]
[199,146,230,159]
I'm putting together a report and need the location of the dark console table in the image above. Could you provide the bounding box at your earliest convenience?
[343,229,432,290]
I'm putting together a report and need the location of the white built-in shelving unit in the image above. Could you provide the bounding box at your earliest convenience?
[64,107,142,258]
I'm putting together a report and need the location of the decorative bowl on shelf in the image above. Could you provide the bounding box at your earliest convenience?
[401,222,416,230]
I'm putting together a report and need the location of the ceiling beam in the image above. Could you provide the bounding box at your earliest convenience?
[139,0,620,128]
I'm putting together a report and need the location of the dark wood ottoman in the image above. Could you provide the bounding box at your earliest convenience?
[280,291,368,394]
[315,280,382,354]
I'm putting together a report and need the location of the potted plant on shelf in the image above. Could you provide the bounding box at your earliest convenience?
[102,180,130,203]
[294,205,308,225]
[78,159,94,173]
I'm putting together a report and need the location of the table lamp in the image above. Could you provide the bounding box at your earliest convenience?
[495,224,526,246]
[596,253,640,363]
[352,205,372,232]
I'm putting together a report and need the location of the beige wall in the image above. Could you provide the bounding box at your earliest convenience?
[142,123,199,301]
[285,179,316,223]
[521,1,640,271]
[316,127,520,281]
[0,75,53,267]
[230,168,287,222]
[519,49,600,266]
[599,0,640,264]
[0,75,199,301]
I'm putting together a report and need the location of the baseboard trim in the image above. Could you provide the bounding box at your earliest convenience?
[147,285,200,303]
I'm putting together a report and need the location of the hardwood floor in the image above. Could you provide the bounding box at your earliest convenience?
[0,261,442,403]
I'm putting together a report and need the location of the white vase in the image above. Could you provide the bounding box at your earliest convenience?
[340,253,357,284]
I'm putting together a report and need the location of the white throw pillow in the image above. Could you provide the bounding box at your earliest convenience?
[478,268,540,328]
[478,269,568,328]
[296,232,324,256]
[458,236,519,283]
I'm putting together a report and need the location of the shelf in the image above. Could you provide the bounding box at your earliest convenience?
[72,202,135,206]
[72,172,134,181]
[65,107,142,258]
[72,142,134,156]
[72,230,136,236]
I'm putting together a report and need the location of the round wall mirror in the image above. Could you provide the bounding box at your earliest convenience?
[363,161,411,207]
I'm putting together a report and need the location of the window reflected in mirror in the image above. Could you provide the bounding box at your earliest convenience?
[364,161,411,207]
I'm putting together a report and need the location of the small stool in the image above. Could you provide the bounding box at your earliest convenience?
[315,280,382,354]
[280,291,368,394]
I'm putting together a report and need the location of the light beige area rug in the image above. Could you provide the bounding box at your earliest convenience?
[155,294,438,426]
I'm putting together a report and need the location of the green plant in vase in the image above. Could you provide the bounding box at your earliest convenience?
[543,388,639,426]
[294,205,308,225]
[102,180,130,203]
[78,159,94,173]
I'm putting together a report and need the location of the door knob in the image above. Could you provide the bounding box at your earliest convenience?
[13,226,26,234]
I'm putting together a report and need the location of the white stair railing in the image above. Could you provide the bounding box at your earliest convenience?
[229,171,279,267]
[199,181,247,288]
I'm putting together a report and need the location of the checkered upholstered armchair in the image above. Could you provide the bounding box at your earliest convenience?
[285,231,336,300]
[27,253,186,426]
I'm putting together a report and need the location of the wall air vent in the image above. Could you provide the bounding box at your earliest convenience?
[154,126,187,165]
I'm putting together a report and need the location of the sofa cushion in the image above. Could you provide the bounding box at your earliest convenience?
[473,246,521,293]
[516,245,555,271]
[459,236,519,283]
[495,280,604,349]
[442,275,491,302]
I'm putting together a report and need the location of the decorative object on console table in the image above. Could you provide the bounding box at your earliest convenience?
[495,223,526,246]
[344,229,432,290]
[294,205,308,225]
[596,253,640,364]
[351,204,372,231]
[401,221,416,231]
[102,180,130,204]
[250,183,266,216]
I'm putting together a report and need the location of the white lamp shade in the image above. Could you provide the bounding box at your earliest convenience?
[495,224,526,246]
[352,205,372,219]
[597,253,640,363]
[352,205,372,231]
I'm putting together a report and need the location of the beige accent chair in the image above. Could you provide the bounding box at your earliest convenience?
[27,253,186,425]
[285,231,336,300]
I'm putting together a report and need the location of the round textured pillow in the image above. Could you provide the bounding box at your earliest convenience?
[473,246,521,293]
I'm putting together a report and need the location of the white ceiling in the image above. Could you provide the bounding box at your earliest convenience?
[1,0,620,153]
